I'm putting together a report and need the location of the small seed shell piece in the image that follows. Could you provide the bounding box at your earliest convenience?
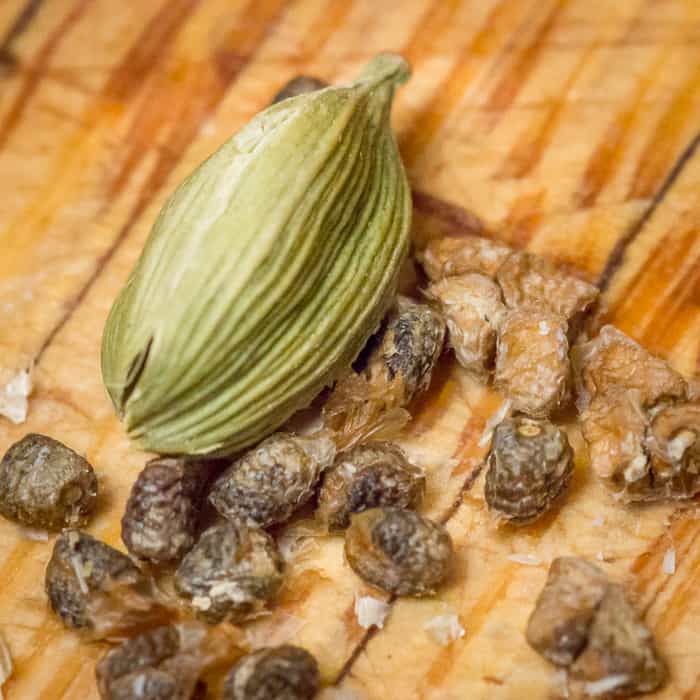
[417,235,513,281]
[174,523,284,624]
[495,309,571,417]
[0,433,97,530]
[485,416,573,524]
[316,442,425,531]
[209,433,336,528]
[496,251,599,323]
[425,273,506,378]
[345,507,452,596]
[223,645,320,700]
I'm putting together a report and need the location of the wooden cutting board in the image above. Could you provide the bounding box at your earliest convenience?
[1,0,700,697]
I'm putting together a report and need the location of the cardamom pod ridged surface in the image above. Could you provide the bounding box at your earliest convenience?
[101,54,412,455]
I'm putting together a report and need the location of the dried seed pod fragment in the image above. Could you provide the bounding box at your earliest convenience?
[496,251,599,323]
[526,557,609,666]
[316,442,425,531]
[495,309,571,417]
[573,326,687,409]
[174,523,284,624]
[223,645,320,700]
[345,507,452,596]
[271,76,328,104]
[425,273,506,378]
[0,433,97,530]
[574,326,700,501]
[209,434,335,528]
[96,622,241,700]
[45,530,167,639]
[485,416,573,524]
[324,296,445,448]
[417,235,513,281]
[122,458,210,564]
[579,391,648,488]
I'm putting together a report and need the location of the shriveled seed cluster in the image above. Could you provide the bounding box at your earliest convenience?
[573,325,700,502]
[420,234,599,417]
[527,558,667,697]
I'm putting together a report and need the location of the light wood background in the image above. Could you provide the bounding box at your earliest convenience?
[1,0,700,698]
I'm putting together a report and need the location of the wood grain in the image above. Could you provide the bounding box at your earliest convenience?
[1,1,700,698]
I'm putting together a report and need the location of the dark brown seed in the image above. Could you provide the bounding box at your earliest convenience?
[485,416,573,524]
[45,530,166,639]
[122,458,210,564]
[526,557,609,667]
[209,434,335,529]
[345,508,452,596]
[106,669,180,700]
[96,623,233,700]
[569,584,667,697]
[316,442,425,531]
[223,645,320,700]
[97,626,180,698]
[174,523,284,624]
[0,433,97,530]
[271,76,328,104]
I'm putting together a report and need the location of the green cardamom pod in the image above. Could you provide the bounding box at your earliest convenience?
[101,54,412,456]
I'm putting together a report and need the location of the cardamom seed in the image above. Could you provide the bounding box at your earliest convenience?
[101,54,412,455]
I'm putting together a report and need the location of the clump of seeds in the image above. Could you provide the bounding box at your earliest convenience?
[418,234,599,417]
[527,557,667,697]
[573,325,700,501]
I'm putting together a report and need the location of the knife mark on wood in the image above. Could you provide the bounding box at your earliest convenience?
[0,0,46,78]
[597,128,700,291]
[0,0,89,151]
